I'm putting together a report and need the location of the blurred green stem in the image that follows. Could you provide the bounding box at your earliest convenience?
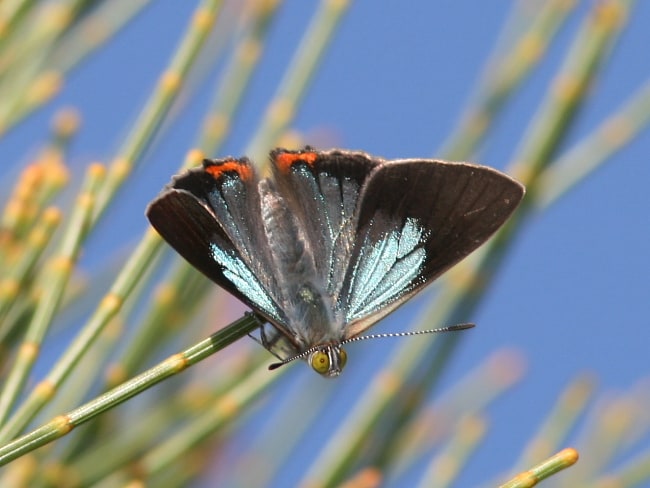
[0,313,263,466]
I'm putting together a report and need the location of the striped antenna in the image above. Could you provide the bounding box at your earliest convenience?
[267,323,475,371]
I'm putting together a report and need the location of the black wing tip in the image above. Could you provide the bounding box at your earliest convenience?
[144,189,201,236]
[145,188,175,221]
[384,159,526,201]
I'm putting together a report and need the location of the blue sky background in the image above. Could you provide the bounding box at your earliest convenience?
[3,1,649,486]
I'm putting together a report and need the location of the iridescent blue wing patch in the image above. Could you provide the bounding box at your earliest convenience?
[269,149,380,300]
[338,159,525,339]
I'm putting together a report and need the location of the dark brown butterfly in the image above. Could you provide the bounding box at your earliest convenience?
[146,148,524,377]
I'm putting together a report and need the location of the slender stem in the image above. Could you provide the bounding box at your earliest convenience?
[92,0,223,220]
[0,164,105,425]
[246,0,350,161]
[416,415,486,488]
[535,80,650,207]
[197,0,280,156]
[510,0,631,184]
[0,207,61,329]
[0,228,163,442]
[513,375,594,473]
[498,448,579,488]
[134,356,279,479]
[442,0,575,160]
[0,313,263,466]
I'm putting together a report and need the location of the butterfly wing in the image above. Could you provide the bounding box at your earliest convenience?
[146,158,290,334]
[339,159,525,338]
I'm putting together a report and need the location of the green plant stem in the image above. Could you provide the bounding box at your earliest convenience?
[0,164,105,425]
[390,349,524,479]
[0,313,263,466]
[593,447,650,487]
[246,0,350,161]
[0,228,164,443]
[92,0,223,221]
[0,2,146,133]
[442,0,575,160]
[128,356,280,480]
[50,0,150,73]
[416,415,486,488]
[499,448,579,488]
[511,0,632,187]
[197,0,280,155]
[109,261,210,385]
[0,0,36,47]
[536,79,650,208]
[514,375,595,473]
[0,207,61,329]
[0,0,88,132]
[68,354,267,485]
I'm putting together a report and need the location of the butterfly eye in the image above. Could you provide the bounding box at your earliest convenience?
[309,347,347,377]
[310,350,330,375]
[338,347,348,369]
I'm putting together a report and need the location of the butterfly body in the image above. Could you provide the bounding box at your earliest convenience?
[147,148,524,377]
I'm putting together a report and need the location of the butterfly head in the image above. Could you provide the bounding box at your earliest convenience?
[309,344,348,377]
[267,341,348,377]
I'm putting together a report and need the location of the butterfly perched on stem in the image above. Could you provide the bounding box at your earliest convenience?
[147,148,524,377]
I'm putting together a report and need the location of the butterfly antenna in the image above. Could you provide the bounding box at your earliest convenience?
[268,323,474,370]
[268,346,318,371]
[340,322,475,346]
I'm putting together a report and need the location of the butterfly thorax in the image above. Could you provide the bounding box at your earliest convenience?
[283,283,348,377]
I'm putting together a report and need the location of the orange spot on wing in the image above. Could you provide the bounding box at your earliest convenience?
[275,151,318,173]
[205,160,253,181]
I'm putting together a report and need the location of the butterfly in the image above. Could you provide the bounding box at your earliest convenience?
[146,147,524,377]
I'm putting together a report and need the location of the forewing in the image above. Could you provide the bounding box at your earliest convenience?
[146,158,288,329]
[339,159,525,338]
